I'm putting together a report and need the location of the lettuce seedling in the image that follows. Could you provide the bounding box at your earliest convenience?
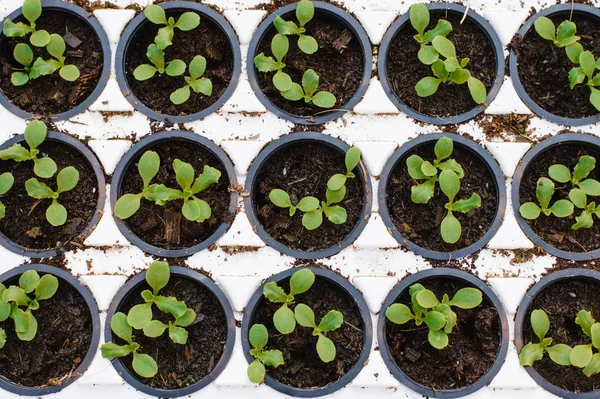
[253,34,293,92]
[247,324,284,384]
[407,137,464,204]
[534,17,582,61]
[568,51,600,111]
[569,188,600,230]
[386,283,482,349]
[172,159,221,222]
[0,120,57,178]
[170,55,214,105]
[10,43,63,86]
[281,69,336,108]
[273,0,318,55]
[263,268,315,334]
[25,166,79,226]
[548,155,600,196]
[41,33,80,81]
[294,304,342,363]
[439,169,481,244]
[327,146,361,191]
[3,0,51,47]
[0,172,14,219]
[519,177,574,220]
[133,43,186,81]
[143,5,200,50]
[0,270,58,349]
[409,3,452,65]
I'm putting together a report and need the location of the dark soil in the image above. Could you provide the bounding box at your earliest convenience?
[0,274,93,387]
[0,10,104,116]
[252,141,365,252]
[251,275,364,388]
[523,278,600,392]
[125,9,234,117]
[386,11,496,118]
[386,140,498,252]
[519,143,600,253]
[116,275,227,390]
[385,277,500,390]
[513,14,600,119]
[119,139,232,250]
[0,140,99,250]
[256,12,364,119]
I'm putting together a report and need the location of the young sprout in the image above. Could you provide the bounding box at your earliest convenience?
[280,69,336,108]
[10,43,58,86]
[534,17,582,61]
[0,270,59,349]
[519,177,574,221]
[143,5,200,50]
[133,43,186,81]
[409,3,452,65]
[294,304,342,363]
[253,34,293,92]
[386,283,482,349]
[0,173,14,219]
[568,51,600,111]
[273,0,317,55]
[327,146,361,191]
[548,155,600,196]
[439,169,481,244]
[3,0,51,47]
[170,55,214,105]
[262,269,315,334]
[34,34,80,82]
[0,120,57,178]
[247,324,284,384]
[171,159,221,222]
[25,166,79,226]
[568,188,600,230]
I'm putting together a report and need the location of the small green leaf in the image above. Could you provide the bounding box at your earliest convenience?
[441,211,461,244]
[409,3,429,36]
[3,286,30,306]
[189,55,207,81]
[254,53,280,72]
[259,349,284,367]
[247,359,266,384]
[146,260,170,294]
[536,177,554,210]
[327,174,347,191]
[281,83,304,101]
[289,269,315,296]
[33,157,57,179]
[3,20,33,38]
[34,273,58,301]
[467,77,487,104]
[168,325,188,344]
[590,87,600,112]
[386,303,415,324]
[298,34,318,55]
[114,193,142,219]
[580,51,596,80]
[19,270,40,293]
[447,288,482,309]
[273,16,302,35]
[173,159,194,190]
[174,12,200,31]
[311,91,336,108]
[296,0,314,27]
[584,353,600,377]
[421,161,437,177]
[142,320,167,338]
[25,178,53,199]
[274,304,296,334]
[423,19,452,43]
[294,303,316,328]
[569,67,586,90]
[138,150,160,188]
[302,209,323,230]
[100,342,133,360]
[451,194,481,213]
[273,70,292,92]
[271,34,289,62]
[432,36,456,59]
[323,205,346,224]
[12,307,30,333]
[548,164,571,183]
[11,72,29,86]
[424,310,446,331]
[296,196,319,212]
[0,302,10,322]
[155,26,174,50]
[190,77,213,97]
[570,344,593,368]
[534,17,556,41]
[556,20,577,46]
[569,188,587,209]
[520,202,541,219]
[428,329,448,349]
[30,30,50,47]
[547,344,572,366]
[576,310,595,337]
[411,178,436,204]
[319,310,343,332]
[175,308,196,327]
[154,295,186,318]
[573,155,596,183]
[531,309,549,341]
[550,199,574,218]
[269,189,293,209]
[182,198,201,221]
[170,86,191,105]
[127,303,153,329]
[519,342,544,366]
[407,155,426,180]
[14,43,33,67]
[434,137,453,161]
[56,166,79,193]
[46,200,67,226]
[316,334,336,362]
[326,186,346,204]
[132,352,158,378]
[302,69,319,97]
[263,282,287,303]
[133,64,158,81]
[249,324,268,350]
[46,33,65,60]
[0,328,6,349]
[439,169,459,202]
[17,312,38,341]
[566,42,584,64]
[192,197,211,223]
[416,289,439,308]
[144,4,167,25]
[416,77,441,97]
[591,323,600,349]
[579,179,600,196]
[418,45,439,65]
[166,59,186,77]
[110,312,132,343]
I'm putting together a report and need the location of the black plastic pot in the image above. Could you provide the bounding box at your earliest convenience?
[241,266,372,397]
[0,131,106,258]
[512,133,600,260]
[378,267,509,398]
[0,0,111,121]
[247,1,372,125]
[104,265,235,398]
[378,133,506,260]
[110,130,237,257]
[378,3,504,125]
[115,1,241,123]
[509,4,600,127]
[244,132,372,259]
[0,264,101,396]
[514,268,600,399]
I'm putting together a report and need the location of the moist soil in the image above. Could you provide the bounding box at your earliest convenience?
[385,277,500,390]
[256,12,364,119]
[0,275,93,387]
[116,275,227,390]
[251,275,364,388]
[252,142,365,252]
[519,143,600,253]
[0,10,104,116]
[119,140,232,250]
[523,278,600,392]
[0,140,99,250]
[386,140,498,252]
[512,14,600,119]
[125,10,234,117]
[386,11,496,118]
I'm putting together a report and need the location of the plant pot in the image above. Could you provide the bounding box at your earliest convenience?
[0,263,101,396]
[0,0,111,121]
[241,266,372,397]
[115,1,241,123]
[110,130,237,257]
[509,4,600,126]
[378,3,504,125]
[104,265,236,397]
[0,131,106,258]
[244,132,372,259]
[247,1,372,125]
[377,267,509,398]
[514,268,600,398]
[512,133,600,260]
[378,133,506,260]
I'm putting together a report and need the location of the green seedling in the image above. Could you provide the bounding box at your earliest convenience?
[247,324,284,384]
[294,304,342,363]
[253,34,293,92]
[534,17,582,59]
[439,169,481,244]
[273,0,318,54]
[548,155,600,196]
[406,137,464,204]
[3,0,51,47]
[568,188,600,230]
[0,172,14,219]
[327,146,361,191]
[10,43,56,86]
[386,283,482,349]
[143,5,200,50]
[409,3,452,65]
[0,270,59,349]
[568,51,600,111]
[281,69,336,108]
[170,55,213,105]
[519,177,575,220]
[42,33,80,81]
[0,120,57,178]
[133,43,186,81]
[25,166,79,227]
[262,268,315,334]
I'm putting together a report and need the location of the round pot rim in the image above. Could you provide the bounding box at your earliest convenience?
[0,0,111,122]
[115,1,242,123]
[0,264,101,396]
[246,1,373,125]
[104,265,236,398]
[509,3,600,127]
[378,133,506,260]
[511,133,600,260]
[240,266,373,397]
[514,268,600,398]
[377,267,509,398]
[378,3,505,125]
[244,131,373,259]
[110,130,238,257]
[0,131,106,258]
